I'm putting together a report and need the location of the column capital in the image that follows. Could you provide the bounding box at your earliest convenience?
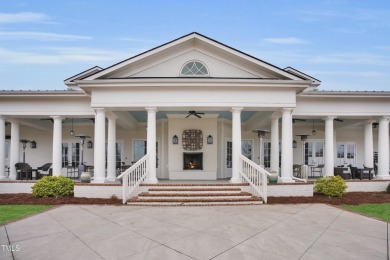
[50,116,64,120]
[94,108,105,114]
[106,111,118,120]
[231,107,243,113]
[322,116,336,121]
[281,108,294,114]
[145,107,158,112]
[364,120,376,125]
[7,118,19,124]
[379,116,390,122]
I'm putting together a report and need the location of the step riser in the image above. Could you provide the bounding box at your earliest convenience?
[127,201,264,206]
[148,190,242,194]
[137,196,253,200]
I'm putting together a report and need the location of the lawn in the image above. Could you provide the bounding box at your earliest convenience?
[0,205,53,225]
[342,203,390,222]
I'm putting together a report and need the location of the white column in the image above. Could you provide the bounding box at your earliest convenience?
[0,117,6,179]
[9,120,20,179]
[106,115,117,181]
[376,117,390,179]
[364,121,374,168]
[146,107,158,183]
[270,117,280,173]
[93,108,106,183]
[280,108,293,182]
[230,107,243,183]
[51,116,63,176]
[324,116,335,176]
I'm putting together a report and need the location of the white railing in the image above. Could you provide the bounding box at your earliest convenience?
[239,154,270,204]
[117,154,149,204]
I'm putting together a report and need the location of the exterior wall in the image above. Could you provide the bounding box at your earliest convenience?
[167,115,218,180]
[268,183,314,197]
[0,181,34,193]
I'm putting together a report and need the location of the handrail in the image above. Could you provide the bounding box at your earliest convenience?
[117,154,149,204]
[239,154,270,204]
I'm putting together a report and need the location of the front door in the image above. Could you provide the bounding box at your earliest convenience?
[304,141,324,165]
[336,143,356,166]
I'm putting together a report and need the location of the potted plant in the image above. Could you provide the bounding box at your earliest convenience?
[268,171,279,184]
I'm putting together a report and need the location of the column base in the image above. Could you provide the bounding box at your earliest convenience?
[92,177,106,184]
[105,177,117,182]
[229,178,242,184]
[374,175,390,180]
[279,177,295,183]
[144,178,158,184]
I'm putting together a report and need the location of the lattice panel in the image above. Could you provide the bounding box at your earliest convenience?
[182,130,203,151]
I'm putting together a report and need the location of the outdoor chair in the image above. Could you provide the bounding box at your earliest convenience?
[293,164,301,178]
[311,164,324,177]
[350,164,374,180]
[15,162,33,180]
[37,163,52,179]
[334,167,351,180]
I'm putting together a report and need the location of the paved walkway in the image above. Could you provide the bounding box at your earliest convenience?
[1,204,389,259]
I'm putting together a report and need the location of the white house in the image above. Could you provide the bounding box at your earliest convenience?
[1,32,389,190]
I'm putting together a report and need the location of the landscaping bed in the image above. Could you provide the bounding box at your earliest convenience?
[0,192,389,205]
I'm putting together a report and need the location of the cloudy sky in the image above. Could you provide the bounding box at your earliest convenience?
[0,0,389,91]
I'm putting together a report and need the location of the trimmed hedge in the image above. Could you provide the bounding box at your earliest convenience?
[386,183,390,193]
[314,176,347,197]
[32,176,74,197]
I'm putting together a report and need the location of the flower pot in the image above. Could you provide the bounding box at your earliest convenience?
[268,173,278,184]
[80,172,91,183]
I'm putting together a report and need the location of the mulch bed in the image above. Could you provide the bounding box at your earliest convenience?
[0,192,389,205]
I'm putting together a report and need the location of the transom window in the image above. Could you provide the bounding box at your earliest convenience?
[180,61,208,76]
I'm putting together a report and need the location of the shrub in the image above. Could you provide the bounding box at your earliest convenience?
[386,183,390,193]
[314,176,347,197]
[32,176,74,197]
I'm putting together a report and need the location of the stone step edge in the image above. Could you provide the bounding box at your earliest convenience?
[147,188,242,192]
[126,201,264,206]
[139,192,252,197]
[137,196,253,200]
[140,183,249,187]
[128,197,262,203]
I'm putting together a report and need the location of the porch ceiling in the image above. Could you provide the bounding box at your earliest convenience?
[128,111,258,123]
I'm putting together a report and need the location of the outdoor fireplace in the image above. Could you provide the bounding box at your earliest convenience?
[183,152,203,170]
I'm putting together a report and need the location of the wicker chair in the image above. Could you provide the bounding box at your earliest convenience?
[15,163,33,180]
[37,163,52,179]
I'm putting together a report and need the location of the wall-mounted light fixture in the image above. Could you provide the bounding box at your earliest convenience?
[70,118,74,136]
[172,135,178,145]
[207,135,213,144]
[293,140,297,148]
[87,140,93,149]
[30,140,37,149]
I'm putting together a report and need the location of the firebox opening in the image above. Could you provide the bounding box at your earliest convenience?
[183,152,203,170]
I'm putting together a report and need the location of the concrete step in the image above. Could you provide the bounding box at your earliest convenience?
[126,201,264,206]
[128,196,262,203]
[137,192,253,200]
[147,188,242,194]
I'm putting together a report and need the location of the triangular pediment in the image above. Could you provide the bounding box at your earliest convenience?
[83,32,305,81]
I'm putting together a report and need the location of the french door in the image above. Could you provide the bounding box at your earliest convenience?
[304,141,324,165]
[336,143,356,166]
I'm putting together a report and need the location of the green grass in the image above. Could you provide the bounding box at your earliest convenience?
[0,205,53,225]
[341,203,390,222]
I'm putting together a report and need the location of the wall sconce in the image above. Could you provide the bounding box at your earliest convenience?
[172,135,178,145]
[70,118,74,136]
[30,140,37,149]
[87,140,93,149]
[207,135,213,144]
[293,140,297,148]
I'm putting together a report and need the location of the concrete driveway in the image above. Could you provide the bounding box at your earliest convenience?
[1,204,389,259]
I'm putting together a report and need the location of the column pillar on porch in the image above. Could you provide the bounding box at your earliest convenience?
[280,108,293,182]
[146,107,158,183]
[0,116,6,179]
[376,116,390,179]
[106,114,117,182]
[9,120,20,179]
[364,120,374,168]
[51,116,63,176]
[230,107,243,183]
[324,116,335,176]
[270,116,280,173]
[93,108,106,183]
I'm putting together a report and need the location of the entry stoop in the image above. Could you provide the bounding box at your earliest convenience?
[126,183,263,206]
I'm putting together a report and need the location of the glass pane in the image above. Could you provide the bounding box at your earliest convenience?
[226,141,232,168]
[316,142,323,157]
[347,144,355,159]
[62,143,69,167]
[263,142,271,168]
[241,140,252,160]
[337,144,345,158]
[134,140,147,161]
[181,61,208,75]
[71,143,80,167]
[5,141,9,160]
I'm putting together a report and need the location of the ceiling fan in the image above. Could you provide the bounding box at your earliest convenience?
[292,118,306,123]
[186,111,205,118]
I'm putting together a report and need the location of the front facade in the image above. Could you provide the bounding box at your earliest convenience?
[0,32,389,184]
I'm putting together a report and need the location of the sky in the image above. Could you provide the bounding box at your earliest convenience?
[0,0,389,91]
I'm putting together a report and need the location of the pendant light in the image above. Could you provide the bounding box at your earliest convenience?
[70,118,74,136]
[311,120,316,136]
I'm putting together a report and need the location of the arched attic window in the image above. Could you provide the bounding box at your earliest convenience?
[180,60,209,76]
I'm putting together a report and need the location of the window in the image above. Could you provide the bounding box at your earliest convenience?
[180,61,208,76]
[62,143,69,167]
[5,141,9,160]
[336,143,356,165]
[133,140,159,167]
